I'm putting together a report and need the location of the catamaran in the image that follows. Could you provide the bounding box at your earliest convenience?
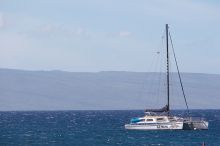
[125,24,208,130]
[125,106,184,130]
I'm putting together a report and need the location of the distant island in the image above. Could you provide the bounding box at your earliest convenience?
[0,68,219,111]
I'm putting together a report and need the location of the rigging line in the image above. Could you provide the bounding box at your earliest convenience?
[138,33,164,108]
[168,31,190,117]
[140,39,160,110]
[160,35,167,106]
[156,32,167,107]
[156,34,165,103]
[147,32,165,107]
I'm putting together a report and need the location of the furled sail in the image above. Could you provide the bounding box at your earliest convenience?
[145,105,169,113]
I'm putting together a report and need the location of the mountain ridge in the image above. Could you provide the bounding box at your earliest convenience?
[0,68,219,111]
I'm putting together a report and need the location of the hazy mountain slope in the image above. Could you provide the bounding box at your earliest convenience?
[0,69,219,110]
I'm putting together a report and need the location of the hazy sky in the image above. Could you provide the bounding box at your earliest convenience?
[0,0,220,73]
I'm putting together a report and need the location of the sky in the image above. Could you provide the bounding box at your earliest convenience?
[0,0,220,74]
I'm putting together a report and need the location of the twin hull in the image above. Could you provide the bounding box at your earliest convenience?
[125,122,183,130]
[183,121,209,130]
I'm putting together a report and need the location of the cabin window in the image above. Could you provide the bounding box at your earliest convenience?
[156,118,165,122]
[169,117,175,121]
[146,119,153,122]
[139,119,145,122]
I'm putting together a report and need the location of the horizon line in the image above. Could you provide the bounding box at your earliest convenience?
[0,109,219,112]
[0,67,219,75]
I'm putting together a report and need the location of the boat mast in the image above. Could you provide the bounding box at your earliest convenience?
[166,24,170,114]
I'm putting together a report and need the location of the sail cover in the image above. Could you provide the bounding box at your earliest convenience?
[145,105,169,112]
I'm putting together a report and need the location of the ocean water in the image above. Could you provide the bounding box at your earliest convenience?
[0,110,219,146]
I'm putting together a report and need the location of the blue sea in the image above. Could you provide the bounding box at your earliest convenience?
[0,110,219,146]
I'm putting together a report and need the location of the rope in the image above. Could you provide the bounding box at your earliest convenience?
[168,31,190,117]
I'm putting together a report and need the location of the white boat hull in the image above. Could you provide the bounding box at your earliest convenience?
[125,122,183,130]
